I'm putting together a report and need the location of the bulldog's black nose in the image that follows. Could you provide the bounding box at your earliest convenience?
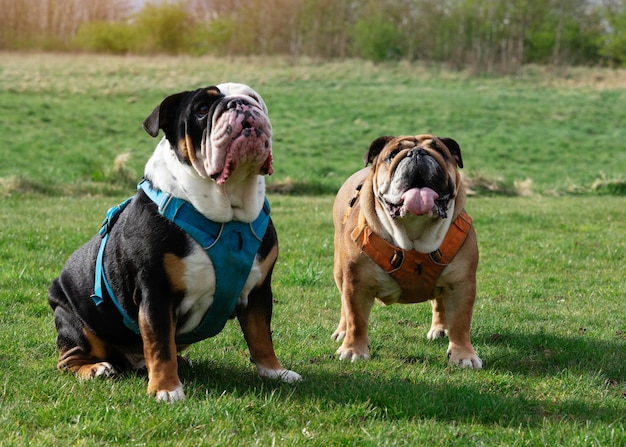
[226,98,250,109]
[407,148,428,157]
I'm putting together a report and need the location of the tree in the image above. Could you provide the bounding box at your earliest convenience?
[597,0,626,65]
[0,0,131,49]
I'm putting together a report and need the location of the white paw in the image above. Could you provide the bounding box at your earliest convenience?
[427,327,448,340]
[448,353,483,370]
[91,362,117,378]
[154,383,185,403]
[336,347,370,362]
[257,366,302,383]
[331,330,346,342]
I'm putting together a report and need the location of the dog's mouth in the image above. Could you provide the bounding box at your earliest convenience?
[381,188,452,219]
[380,150,453,219]
[204,98,272,185]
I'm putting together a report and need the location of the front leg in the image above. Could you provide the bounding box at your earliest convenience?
[437,288,482,369]
[335,276,374,362]
[238,273,301,383]
[331,250,347,342]
[138,304,184,402]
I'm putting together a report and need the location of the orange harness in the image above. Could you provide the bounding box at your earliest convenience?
[346,186,473,303]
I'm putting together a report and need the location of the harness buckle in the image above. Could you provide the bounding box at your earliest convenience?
[430,249,443,263]
[390,250,404,269]
[99,197,133,237]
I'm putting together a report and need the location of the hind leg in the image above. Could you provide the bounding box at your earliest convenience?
[53,306,119,379]
[58,346,118,379]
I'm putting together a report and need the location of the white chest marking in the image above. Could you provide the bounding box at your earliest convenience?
[176,244,216,335]
[175,240,262,337]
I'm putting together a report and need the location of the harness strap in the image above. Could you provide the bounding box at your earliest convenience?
[343,182,362,224]
[92,233,140,333]
[138,180,270,250]
[351,210,471,267]
[138,180,221,249]
[91,196,140,333]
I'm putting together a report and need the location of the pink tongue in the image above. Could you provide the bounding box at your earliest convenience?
[402,187,438,215]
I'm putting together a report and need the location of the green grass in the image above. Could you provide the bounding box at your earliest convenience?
[1,53,625,445]
[1,194,625,445]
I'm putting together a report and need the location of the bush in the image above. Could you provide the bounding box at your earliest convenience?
[598,8,626,65]
[132,3,193,54]
[73,3,197,55]
[74,21,138,54]
[196,17,236,56]
[351,16,404,62]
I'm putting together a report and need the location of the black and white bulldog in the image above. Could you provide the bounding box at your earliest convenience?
[48,83,301,402]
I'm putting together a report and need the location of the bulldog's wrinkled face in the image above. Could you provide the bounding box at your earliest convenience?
[365,135,463,219]
[143,83,272,184]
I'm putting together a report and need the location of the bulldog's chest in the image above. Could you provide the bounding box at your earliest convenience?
[173,244,217,334]
[172,239,261,340]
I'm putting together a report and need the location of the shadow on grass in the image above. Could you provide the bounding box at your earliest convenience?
[175,330,625,427]
[479,330,626,380]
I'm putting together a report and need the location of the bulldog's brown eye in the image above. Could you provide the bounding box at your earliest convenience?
[433,145,449,161]
[195,104,210,119]
[386,148,401,162]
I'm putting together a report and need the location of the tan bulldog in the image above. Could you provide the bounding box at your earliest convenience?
[331,134,482,369]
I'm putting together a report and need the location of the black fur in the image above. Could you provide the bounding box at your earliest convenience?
[48,189,279,373]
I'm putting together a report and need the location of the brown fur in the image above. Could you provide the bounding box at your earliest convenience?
[331,134,482,368]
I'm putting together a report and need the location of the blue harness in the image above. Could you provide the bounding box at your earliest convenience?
[91,179,270,345]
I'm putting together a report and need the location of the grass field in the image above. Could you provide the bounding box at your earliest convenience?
[1,53,625,196]
[1,53,625,446]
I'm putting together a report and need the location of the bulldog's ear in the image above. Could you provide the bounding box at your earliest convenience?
[142,91,189,138]
[439,137,463,169]
[364,136,394,166]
